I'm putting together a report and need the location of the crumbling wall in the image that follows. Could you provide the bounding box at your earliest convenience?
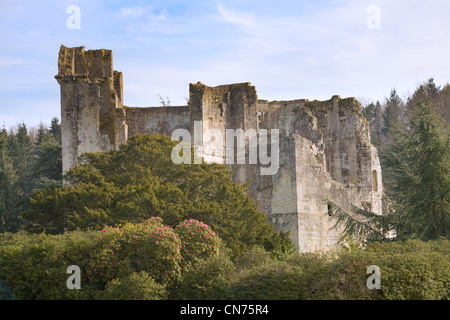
[125,106,190,137]
[56,45,384,253]
[189,82,258,165]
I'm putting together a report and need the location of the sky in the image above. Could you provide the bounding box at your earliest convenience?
[1,0,450,129]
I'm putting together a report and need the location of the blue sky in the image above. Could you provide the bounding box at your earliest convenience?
[1,0,450,128]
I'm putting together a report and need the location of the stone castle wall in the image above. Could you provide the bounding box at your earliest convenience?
[56,45,383,252]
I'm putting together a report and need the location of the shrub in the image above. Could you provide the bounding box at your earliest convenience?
[175,219,220,272]
[0,217,224,299]
[0,230,98,299]
[86,217,182,288]
[234,246,272,271]
[100,271,167,300]
[229,260,307,300]
[174,247,234,300]
[312,239,450,300]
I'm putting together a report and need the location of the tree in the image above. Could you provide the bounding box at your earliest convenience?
[363,101,384,147]
[24,134,292,258]
[331,101,449,242]
[7,124,33,196]
[383,102,449,240]
[382,88,403,142]
[0,129,24,233]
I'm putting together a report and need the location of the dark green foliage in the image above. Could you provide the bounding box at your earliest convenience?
[32,118,62,188]
[342,80,449,243]
[228,239,450,300]
[24,134,292,258]
[0,129,24,233]
[382,88,403,140]
[101,271,167,300]
[327,201,392,244]
[0,118,62,233]
[382,102,449,240]
[7,124,33,195]
[0,218,223,300]
[174,246,235,300]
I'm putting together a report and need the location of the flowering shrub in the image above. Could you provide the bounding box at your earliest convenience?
[175,219,220,272]
[86,217,182,287]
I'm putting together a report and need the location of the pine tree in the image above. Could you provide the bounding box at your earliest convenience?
[382,88,403,142]
[0,129,24,233]
[49,117,61,141]
[384,102,449,239]
[7,123,33,196]
[32,118,62,187]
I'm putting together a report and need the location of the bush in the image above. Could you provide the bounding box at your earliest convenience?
[0,217,225,299]
[175,219,220,272]
[228,240,450,300]
[0,230,98,299]
[229,260,307,300]
[312,239,450,300]
[86,217,182,288]
[174,247,234,300]
[101,272,167,300]
[234,246,272,271]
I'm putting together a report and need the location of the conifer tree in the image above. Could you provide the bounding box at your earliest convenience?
[331,101,449,242]
[0,129,24,232]
[384,102,449,239]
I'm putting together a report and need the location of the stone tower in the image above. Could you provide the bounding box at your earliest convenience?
[55,45,127,174]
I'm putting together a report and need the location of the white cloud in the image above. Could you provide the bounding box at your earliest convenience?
[216,2,254,28]
[117,6,152,19]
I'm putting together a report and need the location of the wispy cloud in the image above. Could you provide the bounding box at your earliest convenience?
[117,6,153,19]
[216,2,254,28]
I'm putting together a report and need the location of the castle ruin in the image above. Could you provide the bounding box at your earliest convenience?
[55,45,383,252]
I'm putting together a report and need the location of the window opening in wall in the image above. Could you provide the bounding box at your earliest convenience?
[258,111,267,128]
[372,170,378,192]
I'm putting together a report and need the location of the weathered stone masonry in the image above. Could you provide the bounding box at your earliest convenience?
[56,45,383,252]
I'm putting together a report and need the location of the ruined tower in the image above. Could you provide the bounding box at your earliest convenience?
[56,45,383,252]
[55,45,127,174]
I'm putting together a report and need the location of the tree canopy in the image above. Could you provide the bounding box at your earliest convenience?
[335,80,450,243]
[24,134,292,258]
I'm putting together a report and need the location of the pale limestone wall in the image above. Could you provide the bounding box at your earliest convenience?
[56,45,384,252]
[56,45,126,173]
[189,82,258,164]
[125,106,190,137]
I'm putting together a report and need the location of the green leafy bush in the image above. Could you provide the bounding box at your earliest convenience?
[175,219,220,272]
[174,247,234,300]
[311,239,450,300]
[86,217,182,288]
[227,240,450,300]
[0,217,224,300]
[101,271,167,300]
[0,230,98,299]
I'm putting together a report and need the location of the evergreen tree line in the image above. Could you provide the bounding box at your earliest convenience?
[331,78,449,243]
[0,118,62,233]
